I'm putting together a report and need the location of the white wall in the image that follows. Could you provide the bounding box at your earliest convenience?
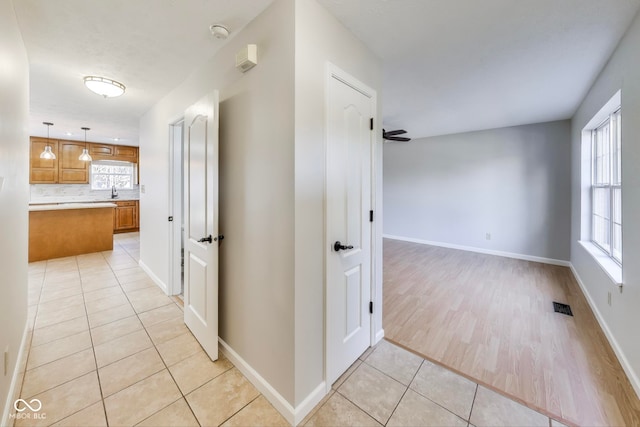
[384,120,572,262]
[139,0,296,404]
[293,0,383,408]
[570,10,640,395]
[0,0,29,420]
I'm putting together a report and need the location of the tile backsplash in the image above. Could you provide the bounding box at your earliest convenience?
[30,184,140,203]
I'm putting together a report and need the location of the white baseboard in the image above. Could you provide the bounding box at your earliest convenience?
[383,234,571,267]
[138,260,168,294]
[375,328,385,345]
[292,382,326,426]
[569,264,640,399]
[218,338,327,426]
[1,321,29,427]
[218,339,296,425]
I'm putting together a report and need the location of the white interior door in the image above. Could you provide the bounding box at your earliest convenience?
[326,70,374,385]
[183,91,219,361]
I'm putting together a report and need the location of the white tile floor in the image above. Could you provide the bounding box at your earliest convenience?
[304,340,567,427]
[15,233,569,426]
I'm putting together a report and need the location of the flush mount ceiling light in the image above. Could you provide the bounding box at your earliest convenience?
[40,122,56,160]
[78,127,92,161]
[209,24,230,39]
[83,76,126,98]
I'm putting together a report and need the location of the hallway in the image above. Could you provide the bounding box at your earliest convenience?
[18,233,287,426]
[15,233,566,426]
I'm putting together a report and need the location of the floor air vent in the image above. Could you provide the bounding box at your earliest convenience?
[553,302,573,317]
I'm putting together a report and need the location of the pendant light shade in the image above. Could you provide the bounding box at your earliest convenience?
[79,127,92,161]
[79,148,92,161]
[40,122,56,160]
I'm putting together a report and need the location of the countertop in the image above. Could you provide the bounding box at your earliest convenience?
[29,202,118,212]
[29,198,138,205]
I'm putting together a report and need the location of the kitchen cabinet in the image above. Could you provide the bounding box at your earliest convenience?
[58,140,89,183]
[90,143,138,162]
[114,200,139,233]
[30,138,139,183]
[89,143,116,160]
[114,145,138,162]
[29,203,115,262]
[30,137,90,184]
[30,137,58,183]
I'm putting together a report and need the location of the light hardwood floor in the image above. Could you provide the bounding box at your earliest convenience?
[383,238,640,426]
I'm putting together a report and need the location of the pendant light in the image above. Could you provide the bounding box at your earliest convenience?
[39,122,56,160]
[79,127,92,161]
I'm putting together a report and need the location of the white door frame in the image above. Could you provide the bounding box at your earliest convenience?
[324,62,378,391]
[168,119,184,296]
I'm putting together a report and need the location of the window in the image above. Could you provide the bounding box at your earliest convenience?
[90,160,136,190]
[591,108,621,264]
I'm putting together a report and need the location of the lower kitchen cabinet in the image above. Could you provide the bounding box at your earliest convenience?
[113,200,139,233]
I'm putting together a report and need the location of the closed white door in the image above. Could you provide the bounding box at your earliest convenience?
[183,91,219,361]
[326,70,374,385]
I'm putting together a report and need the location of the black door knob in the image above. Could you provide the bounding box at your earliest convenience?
[334,241,354,252]
[213,234,224,242]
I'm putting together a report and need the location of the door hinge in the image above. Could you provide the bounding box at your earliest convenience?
[369,210,374,222]
[369,301,373,314]
[370,118,373,131]
[168,216,173,222]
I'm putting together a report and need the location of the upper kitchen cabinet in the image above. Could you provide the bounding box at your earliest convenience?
[30,137,58,183]
[58,140,89,183]
[90,143,138,162]
[89,143,116,160]
[30,138,139,184]
[30,137,89,184]
[114,145,138,162]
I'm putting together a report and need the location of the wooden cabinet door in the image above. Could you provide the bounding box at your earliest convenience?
[89,143,115,160]
[30,137,58,183]
[58,140,89,183]
[114,145,138,162]
[114,201,139,232]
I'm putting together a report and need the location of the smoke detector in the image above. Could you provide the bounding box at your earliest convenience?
[210,24,230,40]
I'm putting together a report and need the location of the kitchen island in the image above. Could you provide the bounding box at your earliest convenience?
[29,203,117,262]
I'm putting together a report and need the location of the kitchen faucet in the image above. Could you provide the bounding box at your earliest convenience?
[111,185,119,199]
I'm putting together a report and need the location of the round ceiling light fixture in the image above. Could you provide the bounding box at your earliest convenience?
[209,24,230,40]
[83,76,126,98]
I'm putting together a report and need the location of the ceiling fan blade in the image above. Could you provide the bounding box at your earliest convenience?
[384,129,407,136]
[387,137,411,142]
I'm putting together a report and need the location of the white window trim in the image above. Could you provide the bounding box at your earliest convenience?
[90,160,136,191]
[590,108,621,264]
[580,90,622,286]
[579,240,622,285]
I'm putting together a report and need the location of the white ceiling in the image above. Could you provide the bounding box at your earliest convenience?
[318,0,640,139]
[14,0,273,145]
[14,0,640,145]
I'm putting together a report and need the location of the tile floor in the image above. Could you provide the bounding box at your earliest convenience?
[15,232,568,427]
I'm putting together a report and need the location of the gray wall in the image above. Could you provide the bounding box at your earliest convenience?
[384,120,571,261]
[570,10,640,395]
[0,0,29,420]
[139,0,383,415]
[139,0,295,404]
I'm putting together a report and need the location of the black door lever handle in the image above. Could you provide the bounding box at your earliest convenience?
[198,235,213,244]
[334,241,354,252]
